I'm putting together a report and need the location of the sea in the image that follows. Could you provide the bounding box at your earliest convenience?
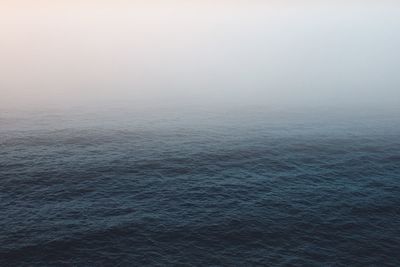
[1,107,400,266]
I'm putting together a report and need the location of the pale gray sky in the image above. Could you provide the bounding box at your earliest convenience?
[1,1,399,110]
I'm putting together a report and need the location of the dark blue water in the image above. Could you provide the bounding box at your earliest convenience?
[1,108,400,266]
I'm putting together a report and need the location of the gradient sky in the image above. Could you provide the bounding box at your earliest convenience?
[1,1,400,110]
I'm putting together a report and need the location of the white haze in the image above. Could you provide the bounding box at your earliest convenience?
[1,2,400,112]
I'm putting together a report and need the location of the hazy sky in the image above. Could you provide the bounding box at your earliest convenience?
[1,1,399,110]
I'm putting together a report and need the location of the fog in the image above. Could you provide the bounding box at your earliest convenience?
[1,1,400,112]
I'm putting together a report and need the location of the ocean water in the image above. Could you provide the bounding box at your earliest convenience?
[1,108,400,266]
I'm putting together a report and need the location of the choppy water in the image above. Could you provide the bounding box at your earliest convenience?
[1,108,400,266]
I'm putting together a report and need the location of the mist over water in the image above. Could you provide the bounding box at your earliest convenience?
[1,1,400,266]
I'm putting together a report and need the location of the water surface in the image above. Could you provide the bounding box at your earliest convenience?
[1,108,400,266]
